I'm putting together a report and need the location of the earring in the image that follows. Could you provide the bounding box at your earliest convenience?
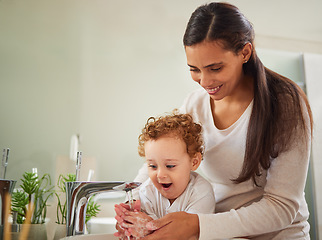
[244,60,248,63]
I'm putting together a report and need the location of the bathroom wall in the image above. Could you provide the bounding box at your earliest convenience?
[0,0,322,237]
[2,0,321,180]
[0,0,82,180]
[304,53,322,238]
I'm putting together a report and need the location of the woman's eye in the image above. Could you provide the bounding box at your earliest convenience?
[189,68,199,72]
[148,164,157,169]
[211,67,221,72]
[166,165,176,169]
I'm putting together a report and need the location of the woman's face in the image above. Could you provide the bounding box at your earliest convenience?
[185,41,249,101]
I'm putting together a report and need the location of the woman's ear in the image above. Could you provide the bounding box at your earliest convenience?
[241,42,252,63]
[191,152,202,171]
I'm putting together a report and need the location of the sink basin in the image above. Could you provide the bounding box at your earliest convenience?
[61,233,248,239]
[87,217,117,234]
[62,233,117,239]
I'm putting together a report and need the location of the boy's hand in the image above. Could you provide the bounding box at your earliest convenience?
[114,200,142,238]
[119,210,154,238]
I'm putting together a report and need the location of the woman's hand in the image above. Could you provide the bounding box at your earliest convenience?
[142,212,199,240]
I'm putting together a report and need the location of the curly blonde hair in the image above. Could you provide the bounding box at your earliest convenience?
[138,111,204,159]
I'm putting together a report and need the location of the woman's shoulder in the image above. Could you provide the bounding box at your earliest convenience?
[183,88,208,103]
[180,88,209,114]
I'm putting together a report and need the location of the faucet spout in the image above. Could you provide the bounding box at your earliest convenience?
[65,181,140,236]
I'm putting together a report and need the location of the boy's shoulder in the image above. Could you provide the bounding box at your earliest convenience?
[189,172,213,192]
[185,172,215,207]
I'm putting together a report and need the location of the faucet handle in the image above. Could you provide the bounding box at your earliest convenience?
[1,148,9,179]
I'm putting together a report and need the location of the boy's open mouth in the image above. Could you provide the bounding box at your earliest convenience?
[161,183,172,188]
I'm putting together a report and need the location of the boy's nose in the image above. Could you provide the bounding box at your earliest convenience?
[157,168,167,179]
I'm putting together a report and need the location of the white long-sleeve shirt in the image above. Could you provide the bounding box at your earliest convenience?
[180,88,311,240]
[138,172,215,219]
[135,88,311,239]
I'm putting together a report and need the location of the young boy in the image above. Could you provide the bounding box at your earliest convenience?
[114,112,215,239]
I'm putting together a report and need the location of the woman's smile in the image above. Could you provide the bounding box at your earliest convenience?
[206,84,223,95]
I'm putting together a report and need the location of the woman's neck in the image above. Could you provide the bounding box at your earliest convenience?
[211,75,253,130]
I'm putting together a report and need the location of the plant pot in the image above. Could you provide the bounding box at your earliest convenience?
[11,224,47,240]
[54,223,67,240]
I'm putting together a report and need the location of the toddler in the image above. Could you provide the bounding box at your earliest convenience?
[114,112,215,239]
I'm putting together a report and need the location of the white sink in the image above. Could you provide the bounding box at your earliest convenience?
[61,233,248,240]
[62,233,117,239]
[87,217,117,234]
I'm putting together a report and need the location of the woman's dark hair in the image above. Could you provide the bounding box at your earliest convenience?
[183,2,313,185]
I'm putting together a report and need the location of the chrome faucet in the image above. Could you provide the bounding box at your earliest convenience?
[65,181,141,236]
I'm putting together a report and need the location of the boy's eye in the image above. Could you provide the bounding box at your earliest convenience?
[148,164,157,169]
[166,165,176,169]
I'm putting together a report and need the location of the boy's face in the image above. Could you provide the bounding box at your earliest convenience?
[145,135,201,204]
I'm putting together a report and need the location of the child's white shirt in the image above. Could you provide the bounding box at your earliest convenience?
[137,171,215,219]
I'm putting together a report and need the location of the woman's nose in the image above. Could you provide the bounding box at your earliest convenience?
[199,72,213,87]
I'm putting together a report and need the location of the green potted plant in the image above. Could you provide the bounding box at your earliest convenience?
[55,173,74,225]
[54,173,100,239]
[11,171,54,240]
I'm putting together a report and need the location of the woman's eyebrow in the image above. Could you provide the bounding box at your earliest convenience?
[188,62,223,69]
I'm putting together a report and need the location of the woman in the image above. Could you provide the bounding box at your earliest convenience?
[116,2,313,239]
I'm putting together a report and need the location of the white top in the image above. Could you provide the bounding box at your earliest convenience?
[138,172,215,219]
[180,88,311,240]
[134,88,311,239]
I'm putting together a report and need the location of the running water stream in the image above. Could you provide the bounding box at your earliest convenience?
[127,189,134,210]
